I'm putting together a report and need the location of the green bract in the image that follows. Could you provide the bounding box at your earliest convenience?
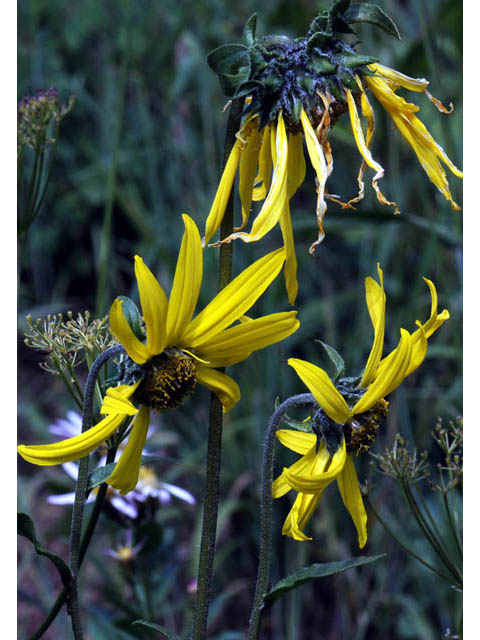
[207,0,400,130]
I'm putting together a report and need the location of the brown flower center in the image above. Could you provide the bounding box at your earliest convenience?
[344,399,389,455]
[134,349,196,410]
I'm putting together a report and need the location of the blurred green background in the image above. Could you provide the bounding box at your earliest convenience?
[18,0,462,638]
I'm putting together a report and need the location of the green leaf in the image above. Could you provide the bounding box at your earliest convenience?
[18,513,73,588]
[87,455,179,490]
[344,4,401,39]
[337,53,379,69]
[264,554,386,605]
[132,619,180,639]
[117,296,144,340]
[316,340,345,382]
[207,43,249,74]
[244,14,257,46]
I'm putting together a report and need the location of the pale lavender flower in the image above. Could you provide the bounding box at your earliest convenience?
[103,530,147,563]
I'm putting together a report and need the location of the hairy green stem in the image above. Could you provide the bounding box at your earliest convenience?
[191,97,244,640]
[67,345,125,638]
[248,394,317,640]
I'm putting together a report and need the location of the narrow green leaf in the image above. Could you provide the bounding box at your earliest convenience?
[244,14,257,46]
[117,296,144,340]
[344,4,401,39]
[18,513,73,588]
[316,340,345,382]
[132,619,180,639]
[264,554,386,605]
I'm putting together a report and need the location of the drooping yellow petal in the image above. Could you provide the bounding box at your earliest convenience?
[278,200,298,305]
[369,62,429,93]
[107,405,150,495]
[182,247,285,347]
[364,75,462,209]
[346,89,399,213]
[17,413,126,466]
[417,277,451,338]
[360,264,386,388]
[196,311,299,367]
[347,76,375,207]
[204,137,243,246]
[247,113,289,241]
[337,455,368,548]
[287,133,306,199]
[300,109,329,253]
[237,120,262,231]
[283,439,347,494]
[353,328,413,414]
[276,429,316,455]
[166,215,203,345]
[134,255,168,356]
[288,358,351,424]
[272,470,292,499]
[109,298,150,365]
[100,383,140,416]
[196,365,241,412]
[252,124,272,201]
[281,491,323,541]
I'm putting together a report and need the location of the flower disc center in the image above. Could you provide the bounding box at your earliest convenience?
[135,349,196,411]
[344,399,389,454]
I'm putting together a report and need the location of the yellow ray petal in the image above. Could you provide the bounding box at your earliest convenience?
[281,491,323,541]
[182,247,285,347]
[204,137,243,246]
[196,365,241,412]
[300,109,329,253]
[100,383,140,416]
[107,405,150,495]
[17,413,126,466]
[347,76,375,207]
[364,76,462,209]
[237,121,261,231]
[353,328,413,414]
[369,62,429,92]
[166,215,203,345]
[272,470,292,499]
[288,358,351,424]
[337,455,368,548]
[134,255,168,356]
[278,200,298,305]
[196,311,299,367]
[276,429,316,455]
[252,124,272,201]
[283,439,347,494]
[287,133,306,199]
[346,89,399,213]
[109,298,150,364]
[248,113,289,241]
[360,264,386,387]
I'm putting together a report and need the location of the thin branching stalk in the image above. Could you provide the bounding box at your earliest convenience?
[191,96,244,640]
[364,495,454,585]
[248,394,317,640]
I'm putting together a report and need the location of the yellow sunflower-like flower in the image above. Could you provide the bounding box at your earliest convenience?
[205,14,462,306]
[18,215,299,494]
[273,265,449,546]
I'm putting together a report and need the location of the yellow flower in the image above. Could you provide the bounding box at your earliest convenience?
[273,264,449,546]
[204,63,462,305]
[18,215,299,494]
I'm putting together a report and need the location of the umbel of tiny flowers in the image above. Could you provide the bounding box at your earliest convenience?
[18,214,299,494]
[273,264,449,547]
[204,2,462,304]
